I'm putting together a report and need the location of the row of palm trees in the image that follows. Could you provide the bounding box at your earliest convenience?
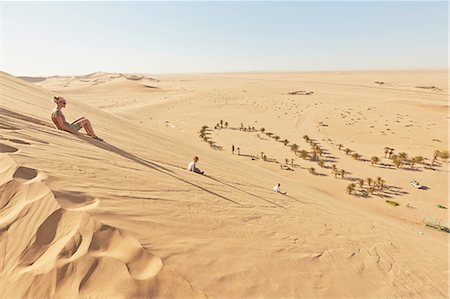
[199,125,220,149]
[206,123,394,199]
[346,176,386,195]
[335,144,449,171]
[386,148,448,170]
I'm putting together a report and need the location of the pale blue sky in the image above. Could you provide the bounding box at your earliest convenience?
[1,1,448,76]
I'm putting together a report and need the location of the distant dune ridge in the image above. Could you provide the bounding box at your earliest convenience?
[20,72,159,94]
[1,70,448,298]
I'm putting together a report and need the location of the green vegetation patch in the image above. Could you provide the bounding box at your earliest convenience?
[385,200,399,206]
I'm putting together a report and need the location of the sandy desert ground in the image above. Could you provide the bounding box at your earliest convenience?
[1,70,448,298]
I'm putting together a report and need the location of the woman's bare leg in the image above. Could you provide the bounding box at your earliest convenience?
[78,119,97,137]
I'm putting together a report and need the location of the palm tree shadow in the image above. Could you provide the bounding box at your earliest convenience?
[75,134,243,207]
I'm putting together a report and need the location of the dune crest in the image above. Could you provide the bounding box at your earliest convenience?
[0,154,206,299]
[20,72,159,94]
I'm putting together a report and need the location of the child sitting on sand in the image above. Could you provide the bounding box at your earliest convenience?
[51,96,103,141]
[273,183,287,195]
[187,156,204,174]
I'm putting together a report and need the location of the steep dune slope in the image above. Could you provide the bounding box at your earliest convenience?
[0,154,206,298]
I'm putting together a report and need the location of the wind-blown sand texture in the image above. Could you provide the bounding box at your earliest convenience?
[2,70,448,298]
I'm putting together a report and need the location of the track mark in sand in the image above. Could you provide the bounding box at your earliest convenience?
[8,139,31,145]
[0,119,20,131]
[54,191,100,211]
[13,166,38,181]
[0,143,18,153]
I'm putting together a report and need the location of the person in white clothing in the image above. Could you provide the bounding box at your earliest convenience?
[273,183,287,195]
[187,156,204,174]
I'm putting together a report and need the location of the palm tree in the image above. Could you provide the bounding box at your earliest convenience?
[398,152,408,166]
[351,153,360,160]
[340,169,346,179]
[311,150,318,161]
[274,135,280,141]
[346,183,356,195]
[283,139,289,146]
[345,148,352,155]
[371,156,380,166]
[290,144,299,153]
[388,148,394,158]
[309,167,316,175]
[392,156,402,168]
[266,132,273,137]
[410,156,424,169]
[366,177,373,186]
[260,127,265,134]
[317,148,323,156]
[338,144,343,150]
[440,150,450,160]
[376,176,384,190]
[318,159,325,168]
[358,179,364,188]
[220,120,223,127]
[299,150,308,160]
[224,122,228,128]
[303,135,310,143]
[285,158,289,165]
[384,147,390,158]
[331,164,337,173]
[432,150,449,168]
[431,150,440,168]
[334,169,339,178]
[398,152,408,160]
[240,123,244,130]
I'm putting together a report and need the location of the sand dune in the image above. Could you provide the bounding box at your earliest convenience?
[21,72,159,94]
[1,70,448,298]
[0,154,205,299]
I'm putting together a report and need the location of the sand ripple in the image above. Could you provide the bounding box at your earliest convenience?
[0,155,206,299]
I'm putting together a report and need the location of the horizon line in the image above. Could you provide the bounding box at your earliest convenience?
[9,68,449,78]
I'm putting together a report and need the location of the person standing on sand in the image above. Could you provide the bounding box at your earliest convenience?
[273,183,287,195]
[51,96,103,141]
[187,156,204,174]
[232,145,235,154]
[237,147,240,155]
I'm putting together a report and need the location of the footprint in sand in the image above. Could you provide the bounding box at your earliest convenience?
[0,143,18,153]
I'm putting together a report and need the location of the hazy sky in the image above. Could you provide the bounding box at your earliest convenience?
[1,1,448,76]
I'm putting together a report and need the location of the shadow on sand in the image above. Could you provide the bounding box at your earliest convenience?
[75,134,244,207]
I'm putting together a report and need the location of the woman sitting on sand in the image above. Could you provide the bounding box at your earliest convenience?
[51,96,103,141]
